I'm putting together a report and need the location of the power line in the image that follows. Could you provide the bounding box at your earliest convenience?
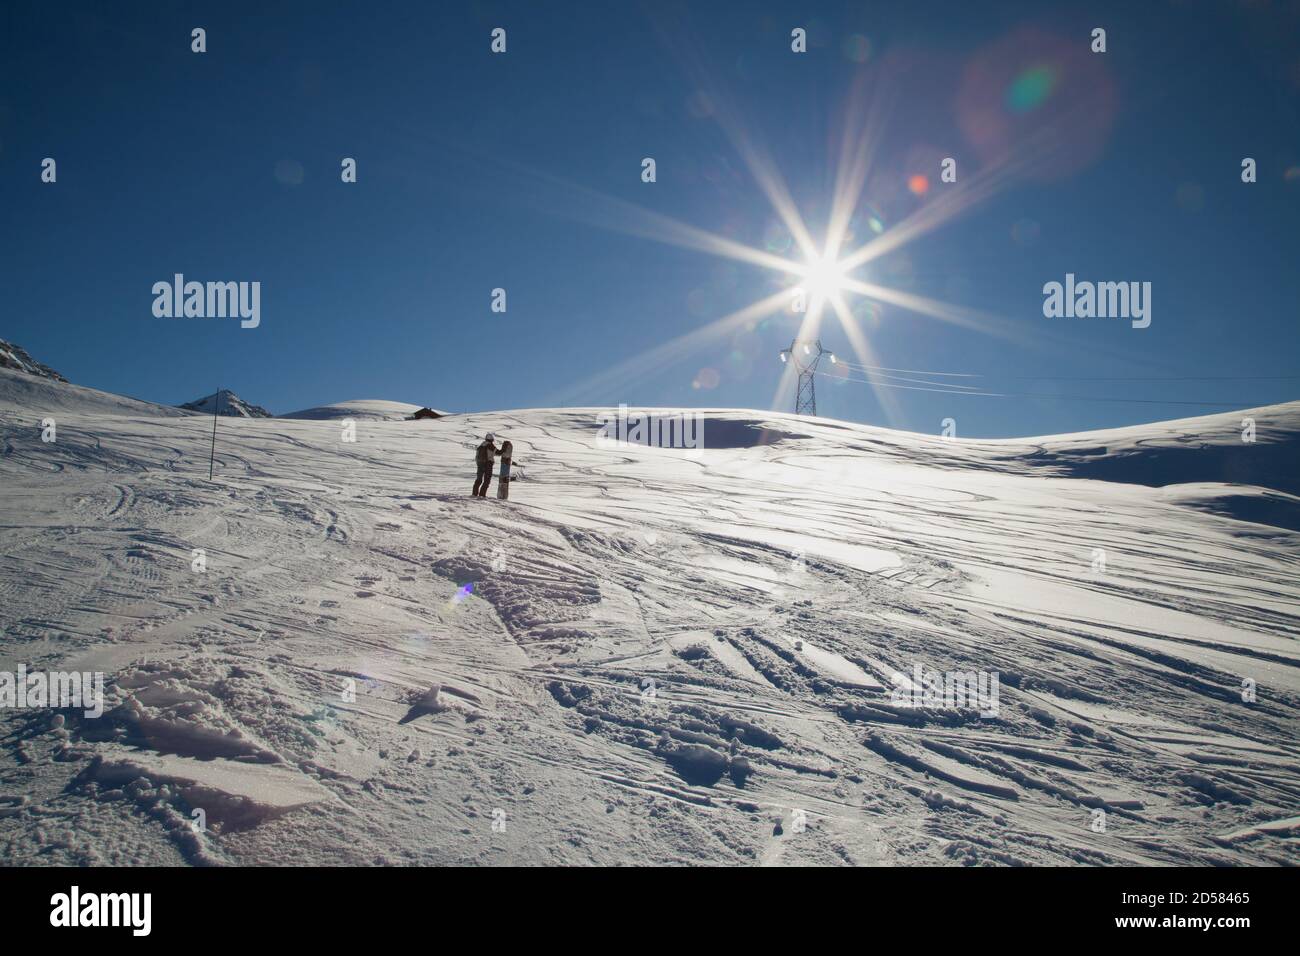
[831,357,1300,384]
[829,368,1279,407]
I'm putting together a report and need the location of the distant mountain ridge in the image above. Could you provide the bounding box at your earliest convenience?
[179,389,273,418]
[0,339,66,382]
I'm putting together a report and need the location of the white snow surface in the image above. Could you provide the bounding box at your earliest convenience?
[279,400,434,421]
[1,367,1298,866]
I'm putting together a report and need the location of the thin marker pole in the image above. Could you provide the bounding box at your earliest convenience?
[208,387,221,480]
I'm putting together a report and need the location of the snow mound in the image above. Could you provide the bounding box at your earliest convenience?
[983,401,1300,496]
[279,399,432,421]
[567,401,1300,495]
[671,401,1300,497]
[1157,483,1300,534]
[83,746,332,830]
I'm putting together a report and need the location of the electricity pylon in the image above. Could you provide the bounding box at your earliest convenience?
[779,340,835,416]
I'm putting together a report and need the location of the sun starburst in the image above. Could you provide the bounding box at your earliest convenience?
[524,37,1072,421]
[797,253,853,303]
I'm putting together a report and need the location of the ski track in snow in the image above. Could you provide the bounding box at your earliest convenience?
[1,369,1299,866]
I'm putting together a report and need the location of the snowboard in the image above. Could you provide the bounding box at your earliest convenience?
[496,440,513,499]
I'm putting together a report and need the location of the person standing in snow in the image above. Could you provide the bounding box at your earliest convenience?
[472,433,501,497]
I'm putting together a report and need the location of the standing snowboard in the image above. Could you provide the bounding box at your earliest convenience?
[496,440,513,499]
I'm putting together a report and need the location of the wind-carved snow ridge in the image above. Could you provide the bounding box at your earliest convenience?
[1,373,1298,865]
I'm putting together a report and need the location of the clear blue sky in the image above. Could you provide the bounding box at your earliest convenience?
[2,0,1298,436]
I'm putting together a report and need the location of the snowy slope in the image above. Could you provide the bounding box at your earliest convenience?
[0,365,194,420]
[279,400,433,421]
[1,377,1298,866]
[979,403,1300,496]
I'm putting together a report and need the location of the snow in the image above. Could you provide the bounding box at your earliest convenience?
[0,365,191,419]
[279,400,435,421]
[0,339,66,382]
[84,745,334,829]
[179,389,273,419]
[1,370,1298,866]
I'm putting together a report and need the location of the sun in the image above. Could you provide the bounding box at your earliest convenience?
[798,254,852,302]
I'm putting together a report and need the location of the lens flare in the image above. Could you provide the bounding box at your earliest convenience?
[957,27,1117,181]
[692,367,721,389]
[1006,65,1057,113]
[1011,217,1041,245]
[762,220,793,253]
[448,583,474,609]
[842,34,872,64]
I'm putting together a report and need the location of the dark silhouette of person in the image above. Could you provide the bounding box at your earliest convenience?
[472,433,500,497]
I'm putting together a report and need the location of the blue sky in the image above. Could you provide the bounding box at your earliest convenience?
[2,0,1298,437]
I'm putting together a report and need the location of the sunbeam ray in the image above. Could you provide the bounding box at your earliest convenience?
[552,287,794,405]
[841,277,1030,344]
[824,71,897,264]
[828,293,904,425]
[651,16,822,262]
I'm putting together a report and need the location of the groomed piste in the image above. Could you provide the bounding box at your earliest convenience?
[1,364,1298,865]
